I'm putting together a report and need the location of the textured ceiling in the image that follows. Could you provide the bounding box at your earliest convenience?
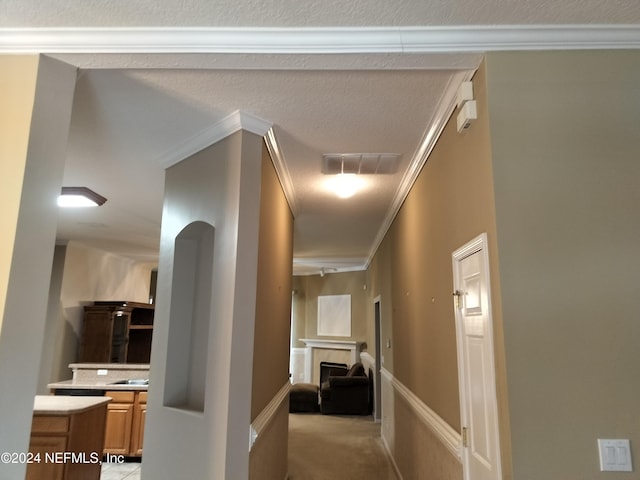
[4,0,639,274]
[3,0,640,27]
[57,66,471,271]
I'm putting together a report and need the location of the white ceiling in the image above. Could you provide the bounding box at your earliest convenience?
[2,1,639,275]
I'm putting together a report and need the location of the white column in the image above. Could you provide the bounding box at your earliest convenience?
[144,117,270,480]
[0,55,77,479]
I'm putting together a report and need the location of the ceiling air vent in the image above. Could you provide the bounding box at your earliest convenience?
[322,153,401,175]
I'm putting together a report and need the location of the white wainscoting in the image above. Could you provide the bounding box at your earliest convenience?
[359,352,381,422]
[289,347,307,384]
[360,351,376,373]
[380,368,401,479]
[380,368,462,462]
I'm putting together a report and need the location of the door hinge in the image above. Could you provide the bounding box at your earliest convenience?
[453,290,463,310]
[462,427,469,448]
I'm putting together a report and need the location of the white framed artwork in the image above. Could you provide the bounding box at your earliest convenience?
[317,294,351,337]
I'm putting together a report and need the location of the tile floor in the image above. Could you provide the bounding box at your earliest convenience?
[100,461,141,480]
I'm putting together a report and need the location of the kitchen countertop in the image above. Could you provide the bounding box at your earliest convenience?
[48,362,150,391]
[33,395,111,415]
[48,379,149,391]
[69,363,150,370]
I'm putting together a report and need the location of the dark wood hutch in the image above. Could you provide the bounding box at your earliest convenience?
[79,301,154,363]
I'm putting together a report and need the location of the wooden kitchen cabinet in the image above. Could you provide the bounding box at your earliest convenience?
[130,391,147,456]
[103,391,134,455]
[27,396,110,480]
[104,390,147,457]
[79,301,154,363]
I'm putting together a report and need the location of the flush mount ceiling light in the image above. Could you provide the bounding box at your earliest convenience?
[322,153,400,199]
[58,187,107,207]
[326,173,364,199]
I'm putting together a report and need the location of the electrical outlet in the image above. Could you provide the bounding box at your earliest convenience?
[598,439,633,472]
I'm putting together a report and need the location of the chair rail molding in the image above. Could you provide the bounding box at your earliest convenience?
[381,367,462,461]
[249,381,290,451]
[289,347,307,384]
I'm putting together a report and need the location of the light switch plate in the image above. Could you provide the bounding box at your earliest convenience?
[598,439,633,472]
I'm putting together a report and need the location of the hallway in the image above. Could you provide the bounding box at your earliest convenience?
[288,413,397,480]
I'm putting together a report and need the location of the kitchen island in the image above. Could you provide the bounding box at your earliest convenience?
[27,395,111,480]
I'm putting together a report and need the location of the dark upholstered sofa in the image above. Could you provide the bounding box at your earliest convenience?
[320,362,370,415]
[289,362,350,413]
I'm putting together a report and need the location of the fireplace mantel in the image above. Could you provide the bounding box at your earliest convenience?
[300,338,365,383]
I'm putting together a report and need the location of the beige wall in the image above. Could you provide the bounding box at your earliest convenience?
[368,61,510,479]
[381,60,501,427]
[372,50,640,480]
[295,270,369,344]
[249,143,293,480]
[39,241,154,388]
[0,54,77,478]
[486,50,640,480]
[0,55,39,331]
[249,401,290,480]
[291,275,307,349]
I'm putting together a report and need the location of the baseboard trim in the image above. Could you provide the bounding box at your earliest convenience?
[249,381,290,450]
[381,431,404,480]
[381,367,462,461]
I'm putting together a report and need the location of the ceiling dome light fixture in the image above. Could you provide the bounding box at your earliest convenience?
[58,186,107,207]
[327,173,364,199]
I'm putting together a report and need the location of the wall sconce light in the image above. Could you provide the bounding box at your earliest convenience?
[58,187,107,207]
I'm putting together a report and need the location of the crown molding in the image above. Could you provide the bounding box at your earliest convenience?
[264,128,298,216]
[292,257,368,276]
[365,69,474,268]
[157,110,271,168]
[236,110,273,137]
[1,25,639,54]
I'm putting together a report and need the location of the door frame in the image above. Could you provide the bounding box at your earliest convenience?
[452,232,502,480]
[373,295,382,422]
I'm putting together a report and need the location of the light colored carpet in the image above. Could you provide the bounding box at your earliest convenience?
[287,413,397,480]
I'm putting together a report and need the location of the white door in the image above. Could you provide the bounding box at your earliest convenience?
[452,233,501,480]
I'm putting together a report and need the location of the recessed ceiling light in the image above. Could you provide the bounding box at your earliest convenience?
[58,187,107,207]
